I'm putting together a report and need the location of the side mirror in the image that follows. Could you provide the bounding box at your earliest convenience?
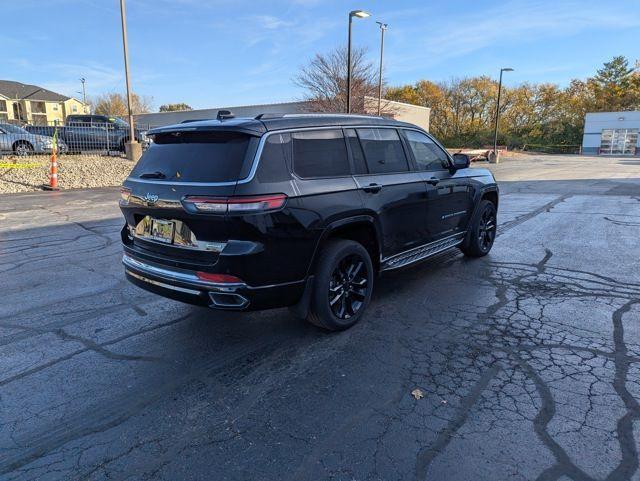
[452,153,470,170]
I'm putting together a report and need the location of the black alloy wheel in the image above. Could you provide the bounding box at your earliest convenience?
[305,239,374,331]
[460,199,497,257]
[478,205,497,252]
[328,254,368,320]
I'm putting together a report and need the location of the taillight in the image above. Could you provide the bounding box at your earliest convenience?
[183,194,287,214]
[196,272,244,284]
[120,187,131,203]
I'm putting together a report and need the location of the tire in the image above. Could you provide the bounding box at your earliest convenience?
[306,239,374,331]
[13,141,34,156]
[460,199,497,257]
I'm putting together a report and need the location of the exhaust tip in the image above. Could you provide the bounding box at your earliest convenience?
[208,291,249,309]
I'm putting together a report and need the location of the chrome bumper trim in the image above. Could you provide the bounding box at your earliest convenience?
[122,254,246,289]
[125,270,201,295]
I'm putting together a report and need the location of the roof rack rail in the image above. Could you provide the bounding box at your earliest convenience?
[180,118,213,124]
[254,113,286,120]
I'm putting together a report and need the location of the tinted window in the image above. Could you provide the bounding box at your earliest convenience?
[405,130,450,171]
[356,128,409,174]
[131,130,255,182]
[257,133,291,183]
[345,129,367,174]
[292,129,350,178]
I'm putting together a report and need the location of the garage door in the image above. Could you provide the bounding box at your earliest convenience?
[600,129,638,155]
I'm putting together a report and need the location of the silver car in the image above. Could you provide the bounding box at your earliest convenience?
[0,123,68,156]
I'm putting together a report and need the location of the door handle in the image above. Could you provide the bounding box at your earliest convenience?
[427,177,440,186]
[362,183,382,193]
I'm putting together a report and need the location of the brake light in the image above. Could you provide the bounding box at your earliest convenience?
[183,194,287,214]
[120,187,131,203]
[196,272,243,284]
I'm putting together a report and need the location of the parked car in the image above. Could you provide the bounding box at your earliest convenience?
[119,114,498,331]
[66,114,147,150]
[0,123,68,155]
[26,115,146,153]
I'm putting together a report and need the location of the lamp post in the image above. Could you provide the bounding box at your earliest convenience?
[492,67,513,157]
[79,78,86,108]
[346,9,370,114]
[119,0,140,160]
[376,22,387,116]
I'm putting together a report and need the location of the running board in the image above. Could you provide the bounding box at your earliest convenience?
[381,234,465,271]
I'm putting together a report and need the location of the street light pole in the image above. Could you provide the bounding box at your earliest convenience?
[79,78,86,111]
[346,10,370,114]
[376,22,387,116]
[119,0,138,157]
[493,67,513,156]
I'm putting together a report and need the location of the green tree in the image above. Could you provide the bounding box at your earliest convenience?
[159,103,193,112]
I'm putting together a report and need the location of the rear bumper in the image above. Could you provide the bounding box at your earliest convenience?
[122,253,305,311]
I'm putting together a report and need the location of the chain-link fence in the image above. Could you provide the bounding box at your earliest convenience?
[0,119,149,157]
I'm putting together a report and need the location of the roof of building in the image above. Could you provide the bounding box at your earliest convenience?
[148,113,422,136]
[0,80,70,102]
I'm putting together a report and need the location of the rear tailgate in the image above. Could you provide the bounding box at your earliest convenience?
[120,129,261,268]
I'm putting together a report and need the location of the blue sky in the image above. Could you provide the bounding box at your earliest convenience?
[4,0,640,110]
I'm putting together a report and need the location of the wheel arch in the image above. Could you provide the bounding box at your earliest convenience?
[13,139,33,151]
[308,215,382,275]
[480,187,499,210]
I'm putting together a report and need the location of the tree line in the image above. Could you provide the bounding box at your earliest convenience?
[298,52,640,150]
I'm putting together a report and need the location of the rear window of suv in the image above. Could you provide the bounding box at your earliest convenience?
[130,130,257,183]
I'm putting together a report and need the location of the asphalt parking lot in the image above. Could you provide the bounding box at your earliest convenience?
[1,154,640,481]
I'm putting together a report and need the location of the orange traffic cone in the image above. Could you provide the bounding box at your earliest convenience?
[43,129,60,191]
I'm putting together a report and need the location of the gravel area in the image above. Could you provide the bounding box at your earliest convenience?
[0,154,135,194]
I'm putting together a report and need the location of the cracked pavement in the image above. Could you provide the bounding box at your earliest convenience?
[1,154,639,481]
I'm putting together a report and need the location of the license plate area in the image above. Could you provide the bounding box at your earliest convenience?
[131,216,225,253]
[135,217,175,244]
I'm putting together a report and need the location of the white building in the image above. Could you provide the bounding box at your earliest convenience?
[135,97,430,132]
[582,111,640,156]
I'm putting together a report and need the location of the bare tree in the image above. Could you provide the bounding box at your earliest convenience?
[295,46,384,114]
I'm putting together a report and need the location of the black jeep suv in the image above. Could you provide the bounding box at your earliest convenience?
[120,114,498,330]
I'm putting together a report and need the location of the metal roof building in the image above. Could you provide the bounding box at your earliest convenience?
[135,97,430,132]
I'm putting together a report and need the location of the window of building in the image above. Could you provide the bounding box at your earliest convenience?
[0,100,6,113]
[53,104,59,111]
[72,105,78,113]
[600,129,638,155]
[356,128,409,174]
[292,129,350,178]
[404,130,449,171]
[30,101,46,114]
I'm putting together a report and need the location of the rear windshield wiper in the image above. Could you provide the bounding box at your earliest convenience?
[139,171,166,179]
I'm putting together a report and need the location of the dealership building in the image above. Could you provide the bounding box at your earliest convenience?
[582,111,640,156]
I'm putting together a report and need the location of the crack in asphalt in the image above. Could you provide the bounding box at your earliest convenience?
[3,189,640,480]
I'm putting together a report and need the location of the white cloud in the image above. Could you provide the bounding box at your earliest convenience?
[252,14,295,30]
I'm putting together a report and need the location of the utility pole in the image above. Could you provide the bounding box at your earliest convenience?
[376,22,387,116]
[119,0,140,160]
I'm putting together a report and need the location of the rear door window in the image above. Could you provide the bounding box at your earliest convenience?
[130,130,256,183]
[292,129,350,178]
[356,128,409,174]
